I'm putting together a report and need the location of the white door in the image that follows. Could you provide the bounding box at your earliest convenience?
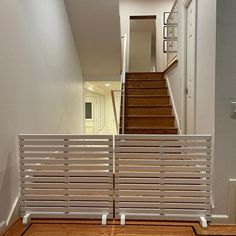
[84,97,97,134]
[186,0,197,134]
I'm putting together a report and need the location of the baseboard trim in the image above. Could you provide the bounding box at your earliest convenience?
[211,179,236,224]
[0,193,21,235]
[6,193,20,226]
[165,75,182,134]
[0,222,6,235]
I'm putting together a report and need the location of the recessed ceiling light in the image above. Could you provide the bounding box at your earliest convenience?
[105,83,111,87]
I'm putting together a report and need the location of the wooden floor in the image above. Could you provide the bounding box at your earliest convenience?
[3,220,236,236]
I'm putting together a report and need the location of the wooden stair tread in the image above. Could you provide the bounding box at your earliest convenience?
[126,105,172,107]
[126,95,170,98]
[121,71,177,134]
[124,115,174,118]
[126,87,168,89]
[124,127,177,130]
[126,78,165,81]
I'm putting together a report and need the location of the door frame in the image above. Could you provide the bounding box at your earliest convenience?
[128,15,157,72]
[184,0,197,134]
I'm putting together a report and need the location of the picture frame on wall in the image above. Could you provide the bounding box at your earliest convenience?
[163,26,167,39]
[163,12,170,25]
[163,40,167,53]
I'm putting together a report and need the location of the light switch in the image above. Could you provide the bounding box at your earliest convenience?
[231,101,236,119]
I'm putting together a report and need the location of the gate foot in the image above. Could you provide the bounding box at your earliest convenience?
[199,216,208,228]
[23,213,31,225]
[102,214,108,226]
[120,214,126,226]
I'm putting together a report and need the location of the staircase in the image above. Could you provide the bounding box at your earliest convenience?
[121,72,178,134]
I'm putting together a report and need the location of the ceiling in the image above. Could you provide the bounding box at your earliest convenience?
[64,0,122,80]
[84,81,121,95]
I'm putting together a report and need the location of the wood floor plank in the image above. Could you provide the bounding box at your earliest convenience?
[3,219,236,236]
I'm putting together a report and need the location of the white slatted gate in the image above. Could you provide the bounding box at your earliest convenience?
[115,135,212,227]
[19,135,113,225]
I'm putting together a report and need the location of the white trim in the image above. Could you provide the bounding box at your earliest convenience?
[6,193,20,226]
[184,0,192,8]
[211,179,236,224]
[0,222,6,234]
[165,75,182,134]
[228,179,236,223]
[211,215,229,224]
[184,0,198,134]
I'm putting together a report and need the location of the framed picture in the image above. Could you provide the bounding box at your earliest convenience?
[163,12,170,25]
[163,40,167,53]
[163,26,167,39]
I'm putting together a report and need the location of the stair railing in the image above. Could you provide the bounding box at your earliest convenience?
[111,34,128,134]
[167,0,178,66]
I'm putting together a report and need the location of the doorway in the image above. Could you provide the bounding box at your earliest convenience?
[185,0,197,134]
[129,16,156,72]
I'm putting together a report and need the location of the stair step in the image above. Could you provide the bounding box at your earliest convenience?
[125,105,172,115]
[126,95,170,106]
[126,80,166,88]
[122,127,178,134]
[126,88,168,96]
[125,115,175,128]
[126,72,164,80]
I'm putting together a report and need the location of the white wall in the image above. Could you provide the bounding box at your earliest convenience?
[195,0,216,134]
[213,0,236,218]
[130,32,152,72]
[165,0,216,134]
[119,0,175,72]
[0,0,83,224]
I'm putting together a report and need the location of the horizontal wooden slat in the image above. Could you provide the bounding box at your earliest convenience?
[19,140,112,146]
[116,172,210,178]
[115,135,212,140]
[117,196,211,203]
[115,190,210,197]
[117,160,210,166]
[116,208,210,215]
[116,202,211,209]
[20,159,112,165]
[20,165,112,171]
[116,184,210,191]
[21,171,112,177]
[116,153,211,160]
[21,201,113,207]
[20,146,112,152]
[22,189,113,195]
[21,183,111,189]
[21,195,111,201]
[20,153,112,158]
[116,166,210,172]
[116,141,212,147]
[20,213,114,219]
[19,134,112,139]
[116,178,211,185]
[21,207,112,213]
[21,177,111,183]
[116,147,211,153]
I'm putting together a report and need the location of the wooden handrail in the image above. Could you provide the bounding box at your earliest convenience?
[163,59,178,74]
